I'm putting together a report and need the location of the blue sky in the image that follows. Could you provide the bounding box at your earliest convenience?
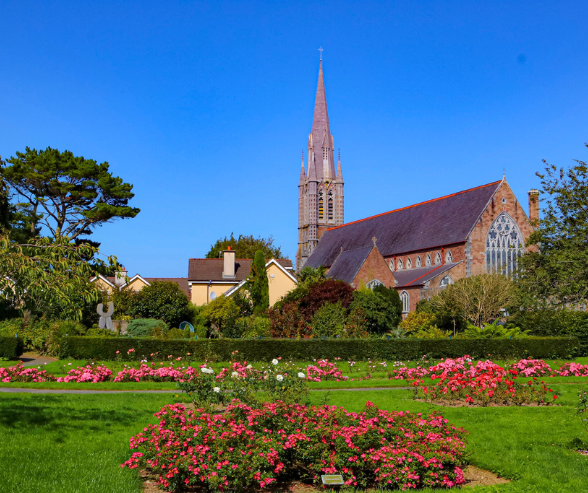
[1,1,587,276]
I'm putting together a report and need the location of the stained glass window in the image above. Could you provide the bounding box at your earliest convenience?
[446,250,453,263]
[407,258,412,269]
[435,252,442,265]
[416,256,422,268]
[425,254,432,266]
[367,279,384,289]
[397,259,403,270]
[439,275,453,288]
[485,212,524,276]
[400,291,409,313]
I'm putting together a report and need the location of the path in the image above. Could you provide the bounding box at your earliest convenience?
[18,352,58,367]
[0,387,411,394]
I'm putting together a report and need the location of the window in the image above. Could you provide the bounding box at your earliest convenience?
[439,275,453,288]
[485,212,524,276]
[367,279,384,290]
[318,191,324,220]
[389,259,395,271]
[209,291,217,301]
[400,291,410,313]
[327,192,333,221]
[416,256,422,268]
[406,257,412,269]
[445,250,453,263]
[397,259,403,270]
[425,254,432,267]
[435,252,442,265]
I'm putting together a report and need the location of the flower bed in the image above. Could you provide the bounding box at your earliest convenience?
[56,364,112,383]
[305,359,348,381]
[0,363,56,383]
[122,401,467,491]
[113,363,196,383]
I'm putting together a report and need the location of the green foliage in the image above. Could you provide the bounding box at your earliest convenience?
[0,335,24,358]
[459,320,530,339]
[246,250,269,314]
[310,302,347,337]
[127,318,168,338]
[3,146,140,240]
[413,326,451,339]
[348,289,401,334]
[297,265,327,285]
[399,311,437,333]
[519,144,588,307]
[372,284,403,316]
[241,316,271,338]
[129,281,190,327]
[205,233,285,260]
[201,295,240,337]
[61,336,579,361]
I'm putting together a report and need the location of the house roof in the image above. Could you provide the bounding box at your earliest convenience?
[305,180,502,269]
[188,258,293,282]
[143,277,190,297]
[393,262,461,288]
[224,259,298,297]
[326,246,372,284]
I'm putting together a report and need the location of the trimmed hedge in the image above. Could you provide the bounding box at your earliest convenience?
[0,336,24,359]
[60,336,580,361]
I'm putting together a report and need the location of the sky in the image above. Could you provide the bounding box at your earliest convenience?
[1,1,587,276]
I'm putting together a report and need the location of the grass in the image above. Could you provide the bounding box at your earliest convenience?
[1,384,587,492]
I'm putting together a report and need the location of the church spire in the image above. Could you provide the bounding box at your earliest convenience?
[336,149,343,181]
[310,59,336,180]
[299,151,306,184]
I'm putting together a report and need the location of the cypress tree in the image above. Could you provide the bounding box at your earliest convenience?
[248,250,269,314]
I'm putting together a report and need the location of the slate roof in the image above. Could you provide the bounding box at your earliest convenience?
[188,258,293,282]
[326,246,372,284]
[393,262,462,288]
[305,181,502,269]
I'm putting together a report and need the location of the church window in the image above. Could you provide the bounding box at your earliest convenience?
[425,254,432,267]
[445,250,453,263]
[389,259,395,271]
[485,212,524,276]
[318,192,324,220]
[439,275,453,288]
[327,192,333,221]
[435,252,442,265]
[397,259,403,270]
[407,257,412,269]
[367,279,384,290]
[416,256,422,268]
[400,291,410,313]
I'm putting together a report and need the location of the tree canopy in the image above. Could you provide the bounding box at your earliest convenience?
[206,233,285,260]
[518,143,588,307]
[2,147,140,240]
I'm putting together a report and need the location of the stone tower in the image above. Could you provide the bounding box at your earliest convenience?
[296,59,344,270]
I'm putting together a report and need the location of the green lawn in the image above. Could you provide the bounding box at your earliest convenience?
[1,384,587,492]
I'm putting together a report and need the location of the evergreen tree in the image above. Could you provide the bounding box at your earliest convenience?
[206,233,285,260]
[247,250,269,314]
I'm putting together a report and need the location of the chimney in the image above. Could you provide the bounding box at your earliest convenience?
[114,266,127,288]
[222,247,236,278]
[528,189,539,224]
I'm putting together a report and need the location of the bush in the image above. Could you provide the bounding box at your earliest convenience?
[129,281,191,327]
[399,312,437,333]
[310,302,347,337]
[0,335,24,359]
[349,290,400,335]
[241,316,271,338]
[60,336,579,361]
[127,318,168,338]
[201,296,239,337]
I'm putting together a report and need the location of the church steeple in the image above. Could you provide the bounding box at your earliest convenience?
[297,56,344,270]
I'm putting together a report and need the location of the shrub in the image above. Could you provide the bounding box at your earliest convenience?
[349,290,400,335]
[298,279,355,320]
[241,315,271,338]
[201,295,240,337]
[268,302,309,338]
[459,321,530,339]
[60,336,579,361]
[0,335,24,359]
[310,302,347,337]
[399,312,437,333]
[129,281,191,327]
[127,318,168,338]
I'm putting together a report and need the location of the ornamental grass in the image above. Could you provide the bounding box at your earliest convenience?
[122,400,467,492]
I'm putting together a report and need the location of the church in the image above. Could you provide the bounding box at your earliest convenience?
[297,59,538,315]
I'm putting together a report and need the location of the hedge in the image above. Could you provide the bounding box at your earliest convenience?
[0,336,24,359]
[60,336,580,361]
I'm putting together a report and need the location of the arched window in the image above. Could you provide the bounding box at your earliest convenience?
[367,279,384,290]
[439,275,453,288]
[389,259,395,271]
[327,191,333,221]
[400,291,410,313]
[445,250,453,263]
[435,252,442,265]
[318,191,324,220]
[416,256,422,268]
[397,259,403,270]
[485,212,524,276]
[425,254,432,267]
[406,257,412,269]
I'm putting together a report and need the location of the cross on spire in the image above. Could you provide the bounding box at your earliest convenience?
[318,46,323,61]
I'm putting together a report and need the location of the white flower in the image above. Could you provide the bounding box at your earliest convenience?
[272,359,279,365]
[213,387,220,393]
[246,364,252,369]
[201,367,214,374]
[200,367,208,373]
[298,372,305,379]
[276,374,284,381]
[231,371,239,378]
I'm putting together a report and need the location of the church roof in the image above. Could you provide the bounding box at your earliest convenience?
[326,246,372,284]
[305,180,502,268]
[393,262,461,288]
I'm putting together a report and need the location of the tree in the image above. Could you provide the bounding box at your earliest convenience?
[518,144,588,307]
[2,147,140,240]
[129,281,191,328]
[206,233,285,259]
[348,290,401,334]
[246,250,269,314]
[297,265,327,285]
[0,235,105,320]
[201,295,240,338]
[430,274,517,327]
[372,284,403,317]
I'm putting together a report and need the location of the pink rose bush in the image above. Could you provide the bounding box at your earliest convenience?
[56,365,113,383]
[305,359,348,381]
[0,363,56,383]
[555,362,588,376]
[122,400,467,491]
[113,363,197,383]
[509,359,553,377]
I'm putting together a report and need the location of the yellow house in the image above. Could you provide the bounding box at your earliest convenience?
[188,249,297,305]
[90,271,190,297]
